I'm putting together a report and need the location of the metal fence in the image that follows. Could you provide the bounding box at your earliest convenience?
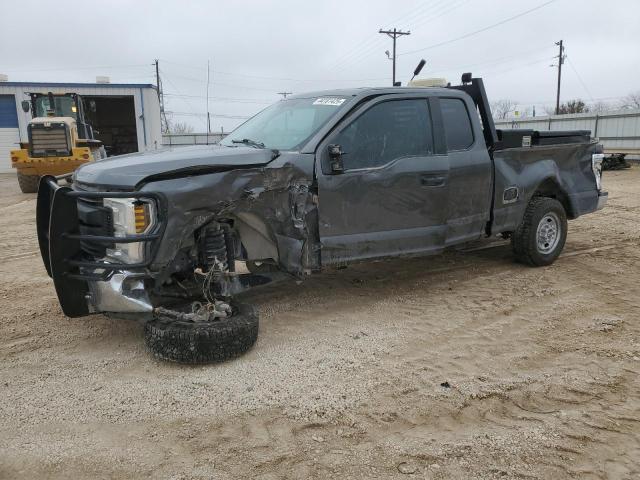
[162,132,227,146]
[495,109,640,157]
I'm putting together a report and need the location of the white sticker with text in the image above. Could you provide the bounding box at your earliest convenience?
[313,97,346,106]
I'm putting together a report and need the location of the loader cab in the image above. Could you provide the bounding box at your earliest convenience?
[26,92,96,140]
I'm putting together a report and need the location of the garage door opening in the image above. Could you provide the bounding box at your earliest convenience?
[84,95,137,156]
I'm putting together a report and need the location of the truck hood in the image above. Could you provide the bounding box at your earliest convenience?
[74,144,275,189]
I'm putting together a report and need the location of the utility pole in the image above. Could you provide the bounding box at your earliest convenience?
[154,59,168,133]
[206,60,211,135]
[554,40,565,115]
[277,92,292,99]
[379,28,410,86]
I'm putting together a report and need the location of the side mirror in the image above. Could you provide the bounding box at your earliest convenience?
[328,144,344,173]
[21,100,30,113]
[89,100,97,113]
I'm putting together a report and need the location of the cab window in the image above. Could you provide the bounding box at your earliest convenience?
[441,98,474,151]
[335,99,433,170]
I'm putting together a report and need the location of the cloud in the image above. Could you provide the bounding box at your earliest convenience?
[1,0,637,130]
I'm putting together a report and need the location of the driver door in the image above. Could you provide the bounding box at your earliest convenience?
[316,95,450,265]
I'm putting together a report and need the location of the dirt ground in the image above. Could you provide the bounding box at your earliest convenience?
[0,168,639,480]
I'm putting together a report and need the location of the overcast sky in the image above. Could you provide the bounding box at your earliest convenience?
[2,0,638,131]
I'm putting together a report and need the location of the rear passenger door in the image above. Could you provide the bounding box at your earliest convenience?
[316,95,450,265]
[440,97,493,245]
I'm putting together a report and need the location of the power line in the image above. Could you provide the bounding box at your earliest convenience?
[167,111,251,120]
[475,55,557,77]
[164,93,272,104]
[398,0,558,56]
[398,0,471,31]
[428,44,556,76]
[160,69,208,129]
[328,0,451,71]
[566,56,595,102]
[1,63,150,73]
[334,0,472,73]
[159,59,389,84]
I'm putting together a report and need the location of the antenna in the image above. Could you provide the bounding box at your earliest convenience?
[410,59,426,83]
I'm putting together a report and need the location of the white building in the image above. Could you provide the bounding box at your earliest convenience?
[0,80,162,173]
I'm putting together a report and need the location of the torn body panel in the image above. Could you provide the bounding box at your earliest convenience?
[138,152,318,279]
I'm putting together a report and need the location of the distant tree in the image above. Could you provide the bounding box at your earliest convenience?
[491,99,518,119]
[517,106,532,118]
[590,101,612,114]
[557,99,589,114]
[620,91,640,109]
[170,121,195,134]
[165,115,195,134]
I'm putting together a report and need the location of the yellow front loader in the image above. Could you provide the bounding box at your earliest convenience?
[10,92,105,193]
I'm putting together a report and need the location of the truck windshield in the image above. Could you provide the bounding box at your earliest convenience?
[220,96,348,151]
[34,96,77,119]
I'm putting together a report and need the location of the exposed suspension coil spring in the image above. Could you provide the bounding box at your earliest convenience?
[198,223,235,272]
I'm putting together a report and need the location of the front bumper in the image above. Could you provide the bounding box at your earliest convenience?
[36,176,162,317]
[11,147,93,176]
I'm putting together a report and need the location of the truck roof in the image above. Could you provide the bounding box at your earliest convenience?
[288,86,460,100]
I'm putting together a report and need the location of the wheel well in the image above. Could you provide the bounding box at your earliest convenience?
[232,212,279,262]
[532,178,574,219]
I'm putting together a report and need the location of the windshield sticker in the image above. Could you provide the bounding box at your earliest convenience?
[313,97,346,106]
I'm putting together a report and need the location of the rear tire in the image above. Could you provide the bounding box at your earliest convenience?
[17,172,39,193]
[511,197,567,266]
[144,301,259,364]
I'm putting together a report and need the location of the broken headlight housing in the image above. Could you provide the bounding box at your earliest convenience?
[104,198,157,264]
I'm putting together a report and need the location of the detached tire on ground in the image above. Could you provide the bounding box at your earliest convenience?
[511,196,567,267]
[17,172,40,193]
[144,302,259,364]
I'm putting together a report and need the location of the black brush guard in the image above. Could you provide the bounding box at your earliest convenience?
[36,175,163,317]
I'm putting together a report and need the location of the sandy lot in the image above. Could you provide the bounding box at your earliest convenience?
[0,168,639,479]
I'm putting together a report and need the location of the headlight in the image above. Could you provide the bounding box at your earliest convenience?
[592,153,604,191]
[104,198,156,264]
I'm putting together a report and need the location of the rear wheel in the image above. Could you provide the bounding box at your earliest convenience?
[511,197,567,266]
[17,172,39,193]
[144,301,259,364]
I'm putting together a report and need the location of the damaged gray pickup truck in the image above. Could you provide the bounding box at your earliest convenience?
[37,74,607,363]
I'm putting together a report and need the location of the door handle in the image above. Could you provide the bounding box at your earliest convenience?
[420,174,446,187]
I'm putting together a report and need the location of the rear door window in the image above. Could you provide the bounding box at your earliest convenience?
[441,98,474,151]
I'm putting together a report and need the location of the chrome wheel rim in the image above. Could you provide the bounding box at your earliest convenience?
[536,212,561,254]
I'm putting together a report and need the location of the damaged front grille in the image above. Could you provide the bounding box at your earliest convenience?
[38,177,165,283]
